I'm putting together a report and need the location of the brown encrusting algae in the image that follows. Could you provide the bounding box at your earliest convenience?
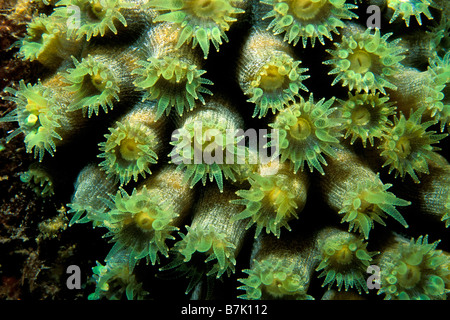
[0,0,449,301]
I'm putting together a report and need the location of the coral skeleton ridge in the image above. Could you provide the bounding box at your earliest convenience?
[1,0,449,301]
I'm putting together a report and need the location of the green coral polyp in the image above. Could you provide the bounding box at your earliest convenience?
[133,56,213,119]
[98,121,159,185]
[103,187,179,269]
[1,80,62,161]
[67,201,106,226]
[18,14,63,62]
[425,52,450,132]
[261,0,358,47]
[338,92,396,147]
[339,179,410,239]
[387,0,434,27]
[148,0,245,58]
[53,0,131,40]
[231,172,304,238]
[89,252,149,300]
[175,225,237,278]
[427,14,450,58]
[245,53,309,118]
[379,107,448,183]
[20,163,55,197]
[239,259,312,300]
[269,94,342,174]
[169,114,243,192]
[316,232,376,293]
[63,56,120,117]
[378,235,450,300]
[324,28,405,94]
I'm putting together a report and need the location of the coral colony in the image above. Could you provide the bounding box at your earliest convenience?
[1,0,450,300]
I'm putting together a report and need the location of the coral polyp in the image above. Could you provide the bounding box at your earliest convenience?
[171,186,248,279]
[268,94,342,174]
[62,55,123,117]
[238,28,309,118]
[315,227,377,293]
[425,52,450,132]
[176,225,237,277]
[339,180,410,238]
[1,80,62,161]
[238,232,317,300]
[338,92,396,147]
[169,99,245,192]
[98,101,165,185]
[17,13,80,68]
[133,56,213,118]
[248,55,308,117]
[104,187,178,268]
[147,0,245,58]
[20,162,55,198]
[89,249,149,300]
[377,234,450,300]
[240,259,310,299]
[261,0,358,47]
[52,0,131,40]
[324,25,405,94]
[378,107,448,183]
[231,161,309,238]
[386,0,435,27]
[133,23,214,119]
[101,166,195,269]
[319,148,410,239]
[427,12,450,57]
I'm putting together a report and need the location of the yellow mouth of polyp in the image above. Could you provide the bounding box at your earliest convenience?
[351,106,371,126]
[348,50,372,74]
[134,211,156,231]
[289,118,312,140]
[259,65,285,91]
[119,138,141,161]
